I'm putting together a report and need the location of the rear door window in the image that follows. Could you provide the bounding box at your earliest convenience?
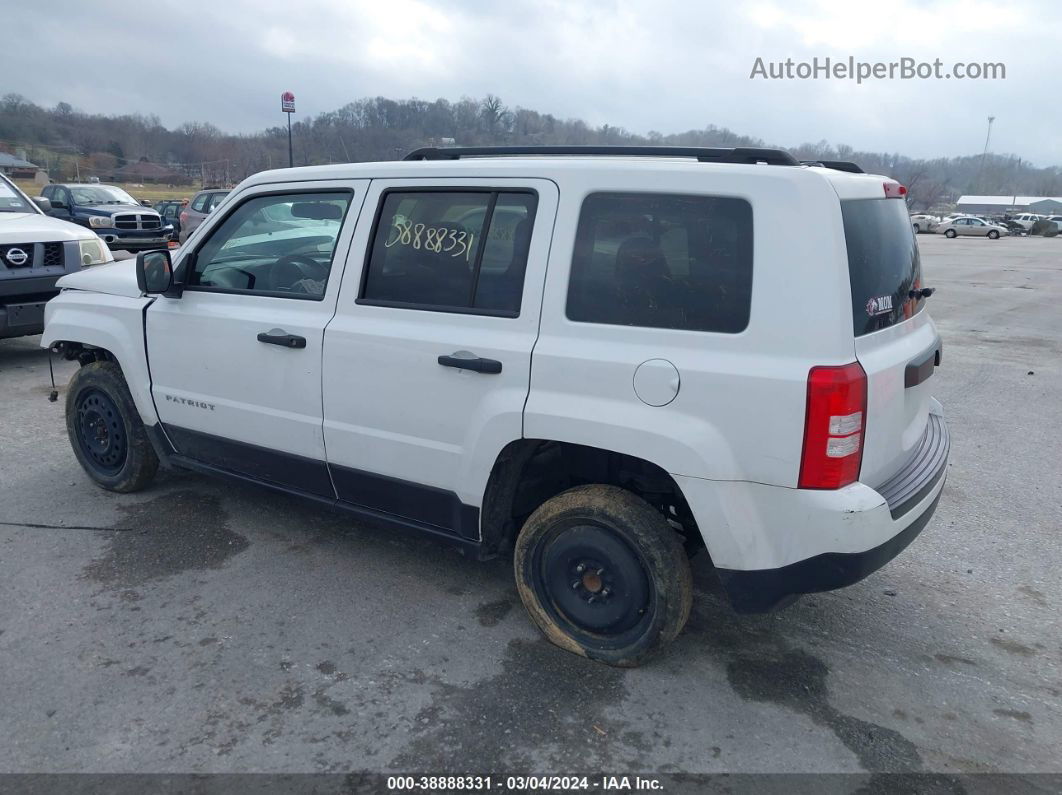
[360,190,537,315]
[191,193,209,212]
[566,192,753,333]
[842,199,924,336]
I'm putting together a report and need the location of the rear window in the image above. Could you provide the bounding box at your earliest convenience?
[842,199,925,336]
[566,193,753,333]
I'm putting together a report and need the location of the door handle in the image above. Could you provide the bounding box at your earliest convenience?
[257,329,306,349]
[438,351,502,374]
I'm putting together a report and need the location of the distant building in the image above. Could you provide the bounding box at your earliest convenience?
[107,160,190,185]
[956,195,1062,215]
[0,151,41,179]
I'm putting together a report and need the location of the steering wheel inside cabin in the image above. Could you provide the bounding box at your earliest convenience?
[268,254,328,293]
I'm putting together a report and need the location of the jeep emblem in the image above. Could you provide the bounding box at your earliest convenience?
[4,247,29,266]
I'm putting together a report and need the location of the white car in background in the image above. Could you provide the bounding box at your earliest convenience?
[910,214,939,234]
[1011,213,1043,231]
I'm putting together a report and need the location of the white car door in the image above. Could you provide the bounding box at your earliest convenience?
[147,180,367,496]
[322,178,559,539]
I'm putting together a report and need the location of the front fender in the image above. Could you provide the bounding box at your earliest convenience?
[42,290,158,424]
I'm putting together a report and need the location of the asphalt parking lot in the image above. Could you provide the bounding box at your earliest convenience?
[1,235,1060,778]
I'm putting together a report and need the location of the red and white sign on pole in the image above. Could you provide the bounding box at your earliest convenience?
[281,91,296,113]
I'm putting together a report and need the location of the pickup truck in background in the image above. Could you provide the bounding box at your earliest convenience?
[40,183,173,253]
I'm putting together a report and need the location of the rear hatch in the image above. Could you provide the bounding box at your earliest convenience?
[841,194,941,487]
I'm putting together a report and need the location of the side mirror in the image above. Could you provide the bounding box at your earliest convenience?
[33,197,52,213]
[136,249,173,295]
[49,198,67,210]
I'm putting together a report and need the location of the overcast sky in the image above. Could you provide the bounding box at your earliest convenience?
[6,0,1061,165]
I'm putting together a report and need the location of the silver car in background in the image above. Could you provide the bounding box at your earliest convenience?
[178,189,229,244]
[936,217,1009,239]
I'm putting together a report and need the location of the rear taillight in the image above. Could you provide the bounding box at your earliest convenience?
[798,362,868,489]
[883,180,907,198]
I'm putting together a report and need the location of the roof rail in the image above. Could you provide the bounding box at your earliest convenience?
[404,145,800,166]
[800,160,865,174]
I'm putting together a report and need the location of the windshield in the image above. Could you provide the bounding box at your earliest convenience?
[0,174,37,214]
[842,198,925,336]
[69,185,138,206]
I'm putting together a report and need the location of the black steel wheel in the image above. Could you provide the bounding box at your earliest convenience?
[74,388,127,475]
[65,361,159,492]
[532,519,653,646]
[515,485,692,667]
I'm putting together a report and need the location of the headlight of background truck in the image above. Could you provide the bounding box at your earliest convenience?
[88,216,112,228]
[78,237,113,266]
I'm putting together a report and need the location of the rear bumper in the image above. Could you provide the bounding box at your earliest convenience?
[677,409,950,612]
[716,488,943,612]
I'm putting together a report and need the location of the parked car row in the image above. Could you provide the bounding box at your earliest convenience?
[0,177,236,341]
[911,210,1062,239]
[17,181,234,257]
[0,174,113,339]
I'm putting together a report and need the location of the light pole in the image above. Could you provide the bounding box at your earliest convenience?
[977,115,995,191]
[281,92,296,168]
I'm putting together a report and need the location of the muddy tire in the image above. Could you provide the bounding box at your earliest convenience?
[514,484,693,667]
[66,361,159,493]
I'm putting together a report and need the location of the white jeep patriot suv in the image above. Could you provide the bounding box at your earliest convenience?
[43,146,948,666]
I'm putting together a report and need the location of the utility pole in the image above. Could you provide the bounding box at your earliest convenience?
[977,115,995,192]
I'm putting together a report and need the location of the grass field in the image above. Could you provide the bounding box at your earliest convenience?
[13,180,198,204]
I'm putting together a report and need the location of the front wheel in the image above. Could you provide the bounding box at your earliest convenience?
[514,485,693,667]
[988,230,1000,239]
[66,361,159,492]
[945,229,957,238]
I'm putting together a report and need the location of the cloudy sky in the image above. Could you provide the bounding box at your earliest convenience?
[6,0,1061,164]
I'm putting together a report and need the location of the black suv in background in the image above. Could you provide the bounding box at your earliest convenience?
[154,199,186,242]
[40,183,173,252]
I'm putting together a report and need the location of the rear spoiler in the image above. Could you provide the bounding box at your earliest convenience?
[800,160,865,174]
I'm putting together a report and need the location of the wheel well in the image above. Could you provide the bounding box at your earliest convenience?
[51,341,118,368]
[481,439,703,558]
